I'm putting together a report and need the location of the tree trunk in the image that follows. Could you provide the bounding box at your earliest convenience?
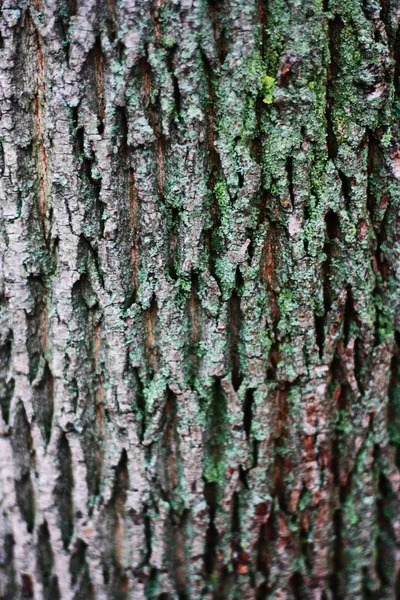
[0,0,399,598]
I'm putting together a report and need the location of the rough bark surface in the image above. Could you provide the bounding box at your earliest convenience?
[0,0,400,598]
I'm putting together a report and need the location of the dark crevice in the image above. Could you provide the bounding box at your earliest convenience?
[70,538,95,599]
[54,0,76,61]
[231,493,244,574]
[388,335,400,468]
[165,46,182,119]
[246,233,255,262]
[123,289,136,312]
[158,389,181,513]
[103,565,109,585]
[362,0,380,22]
[142,507,152,566]
[0,375,14,425]
[331,366,348,483]
[145,295,158,375]
[300,521,312,572]
[252,438,259,469]
[374,470,396,590]
[267,342,279,381]
[201,50,219,169]
[243,388,254,440]
[169,510,190,600]
[257,189,270,228]
[330,361,355,597]
[286,155,295,210]
[205,228,217,280]
[167,208,179,280]
[26,275,46,384]
[71,259,104,506]
[71,274,98,314]
[238,464,249,490]
[354,336,366,395]
[21,574,34,599]
[37,521,60,600]
[172,73,182,118]
[256,581,268,600]
[131,367,146,442]
[258,0,267,56]
[289,572,305,600]
[77,234,105,289]
[204,184,222,283]
[231,493,250,577]
[105,0,117,43]
[256,502,273,581]
[208,0,228,65]
[325,209,340,240]
[113,449,129,501]
[251,95,264,167]
[137,52,166,200]
[70,539,88,586]
[254,502,270,527]
[202,49,225,285]
[315,313,325,359]
[34,361,54,445]
[116,106,129,157]
[229,270,243,391]
[0,324,13,423]
[74,123,84,158]
[393,24,400,96]
[0,534,16,599]
[343,285,357,346]
[10,402,36,533]
[303,204,310,254]
[261,222,280,345]
[273,454,287,512]
[338,169,351,211]
[80,157,104,238]
[94,37,105,134]
[367,130,389,282]
[0,140,4,177]
[330,508,342,599]
[326,16,344,160]
[375,234,389,282]
[378,0,394,44]
[322,210,339,315]
[73,571,95,599]
[105,449,129,599]
[97,121,105,135]
[128,166,139,294]
[79,42,106,231]
[54,433,74,549]
[204,377,227,487]
[366,129,379,217]
[273,385,290,512]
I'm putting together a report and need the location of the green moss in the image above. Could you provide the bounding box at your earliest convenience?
[262,75,276,105]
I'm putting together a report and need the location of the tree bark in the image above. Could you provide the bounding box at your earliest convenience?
[0,0,399,598]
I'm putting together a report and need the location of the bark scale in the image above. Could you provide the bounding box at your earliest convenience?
[0,0,400,598]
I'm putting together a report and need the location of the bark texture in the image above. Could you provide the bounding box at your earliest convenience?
[0,0,400,598]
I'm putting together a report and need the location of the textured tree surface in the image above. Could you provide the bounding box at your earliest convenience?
[1,0,400,598]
